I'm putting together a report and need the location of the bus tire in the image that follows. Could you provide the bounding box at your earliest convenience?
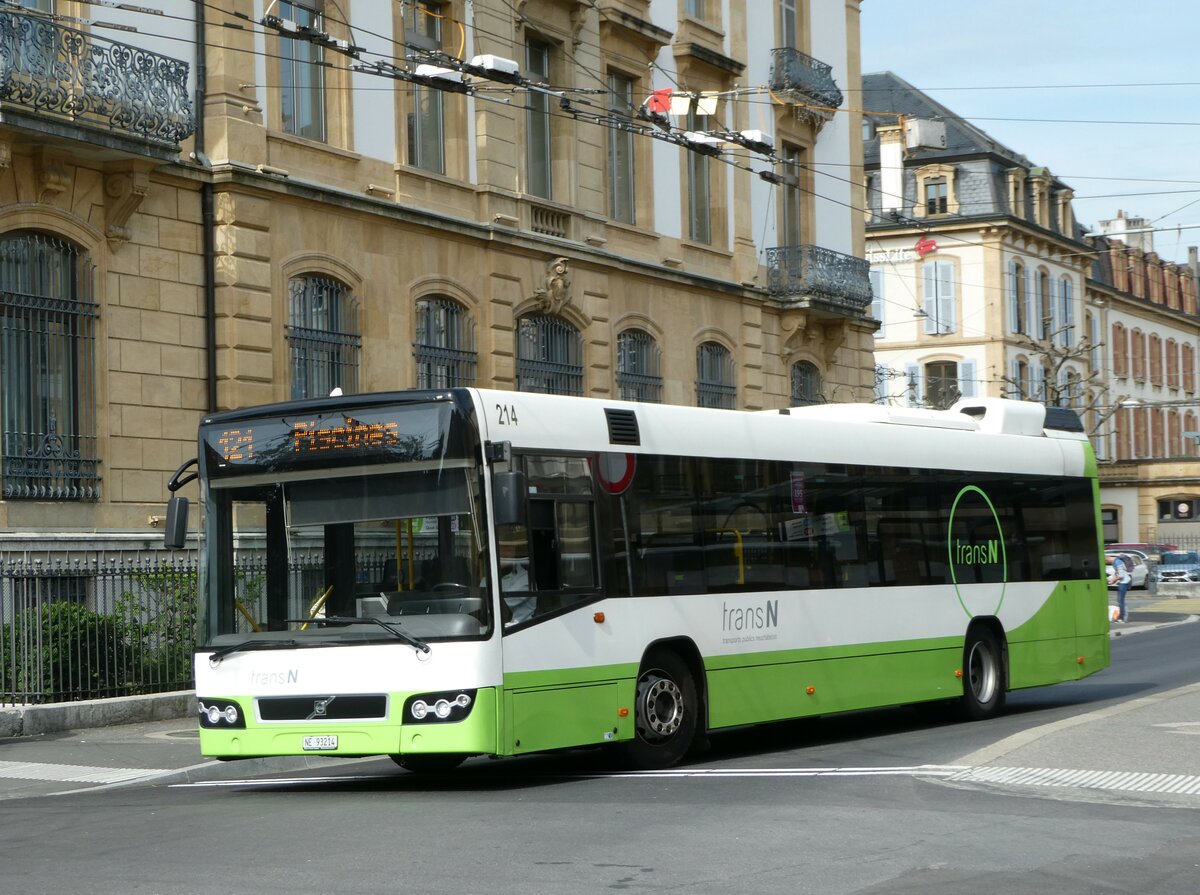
[621,649,698,770]
[958,626,1006,721]
[389,753,466,773]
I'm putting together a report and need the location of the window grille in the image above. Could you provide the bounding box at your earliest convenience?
[790,361,822,406]
[0,231,99,500]
[616,329,662,403]
[696,341,735,408]
[286,275,360,399]
[413,296,476,388]
[516,315,583,396]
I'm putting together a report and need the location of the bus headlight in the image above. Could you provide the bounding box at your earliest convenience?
[403,690,476,724]
[198,698,246,729]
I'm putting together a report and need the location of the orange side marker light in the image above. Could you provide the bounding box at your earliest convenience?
[594,612,605,624]
[1077,656,1086,665]
[618,707,629,718]
[954,669,963,678]
[806,686,816,695]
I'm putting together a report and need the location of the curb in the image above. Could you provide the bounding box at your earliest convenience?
[0,691,194,739]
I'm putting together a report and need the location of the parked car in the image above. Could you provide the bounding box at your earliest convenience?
[1154,551,1200,584]
[1106,543,1177,564]
[1105,553,1150,589]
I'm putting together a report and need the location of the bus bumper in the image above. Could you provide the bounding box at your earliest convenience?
[197,688,498,759]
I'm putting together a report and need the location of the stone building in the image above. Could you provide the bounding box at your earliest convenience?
[0,1,872,548]
[860,72,1200,546]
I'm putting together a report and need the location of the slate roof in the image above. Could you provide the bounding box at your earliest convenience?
[862,71,1034,170]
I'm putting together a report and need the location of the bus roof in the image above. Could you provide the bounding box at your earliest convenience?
[471,390,1090,478]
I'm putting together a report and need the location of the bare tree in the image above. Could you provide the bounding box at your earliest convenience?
[1001,319,1125,436]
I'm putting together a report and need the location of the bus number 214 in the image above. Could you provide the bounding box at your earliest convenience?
[496,403,519,426]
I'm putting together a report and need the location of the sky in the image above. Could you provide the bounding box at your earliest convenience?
[858,1,1200,265]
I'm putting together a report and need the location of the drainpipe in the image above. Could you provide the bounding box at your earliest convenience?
[195,2,218,412]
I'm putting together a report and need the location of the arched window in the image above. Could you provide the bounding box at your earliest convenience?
[1,231,99,500]
[286,274,361,399]
[516,314,583,395]
[413,296,476,388]
[615,329,662,403]
[790,361,822,406]
[696,341,735,408]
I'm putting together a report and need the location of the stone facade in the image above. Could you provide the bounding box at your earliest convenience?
[0,1,873,540]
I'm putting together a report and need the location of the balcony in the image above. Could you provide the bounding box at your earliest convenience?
[765,244,872,314]
[768,47,844,112]
[0,10,194,156]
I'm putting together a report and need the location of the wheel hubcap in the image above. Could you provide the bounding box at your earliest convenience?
[967,641,997,703]
[637,671,683,741]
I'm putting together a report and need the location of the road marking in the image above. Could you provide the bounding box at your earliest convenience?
[0,760,168,785]
[946,766,1200,796]
[169,763,1200,800]
[1153,722,1200,736]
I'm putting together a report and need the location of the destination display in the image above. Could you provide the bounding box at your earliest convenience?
[200,403,470,478]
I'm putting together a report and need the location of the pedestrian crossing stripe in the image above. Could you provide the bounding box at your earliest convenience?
[0,759,168,784]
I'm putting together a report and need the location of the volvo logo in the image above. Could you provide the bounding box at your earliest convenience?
[308,696,336,720]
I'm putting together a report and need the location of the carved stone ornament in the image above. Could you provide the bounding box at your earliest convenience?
[0,139,11,173]
[780,311,844,367]
[103,166,151,250]
[35,148,69,205]
[533,257,572,315]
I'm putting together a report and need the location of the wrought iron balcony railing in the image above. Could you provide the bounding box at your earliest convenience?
[765,244,873,312]
[0,10,194,147]
[768,47,844,110]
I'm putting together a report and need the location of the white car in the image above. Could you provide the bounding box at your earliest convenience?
[1105,554,1149,589]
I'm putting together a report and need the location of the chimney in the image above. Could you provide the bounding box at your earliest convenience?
[877,125,904,216]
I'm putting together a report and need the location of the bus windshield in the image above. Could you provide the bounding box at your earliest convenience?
[196,392,491,645]
[203,464,490,644]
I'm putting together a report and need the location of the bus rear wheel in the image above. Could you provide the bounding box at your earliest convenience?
[959,627,1006,721]
[621,650,698,770]
[389,753,466,773]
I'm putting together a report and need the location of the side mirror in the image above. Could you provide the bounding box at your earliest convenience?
[164,495,190,548]
[491,470,527,527]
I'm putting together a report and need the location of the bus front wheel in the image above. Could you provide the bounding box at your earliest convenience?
[622,650,698,770]
[959,627,1006,721]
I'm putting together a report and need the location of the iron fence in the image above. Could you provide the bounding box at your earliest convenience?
[1,550,198,705]
[0,545,431,706]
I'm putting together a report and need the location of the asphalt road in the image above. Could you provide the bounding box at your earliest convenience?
[3,618,1199,895]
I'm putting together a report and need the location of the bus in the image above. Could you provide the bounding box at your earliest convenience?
[176,389,1109,771]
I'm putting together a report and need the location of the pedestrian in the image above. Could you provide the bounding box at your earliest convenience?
[1109,554,1132,623]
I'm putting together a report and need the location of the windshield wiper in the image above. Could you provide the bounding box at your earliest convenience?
[290,615,431,654]
[206,638,300,665]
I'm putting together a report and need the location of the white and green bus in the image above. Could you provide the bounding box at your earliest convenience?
[182,389,1109,770]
